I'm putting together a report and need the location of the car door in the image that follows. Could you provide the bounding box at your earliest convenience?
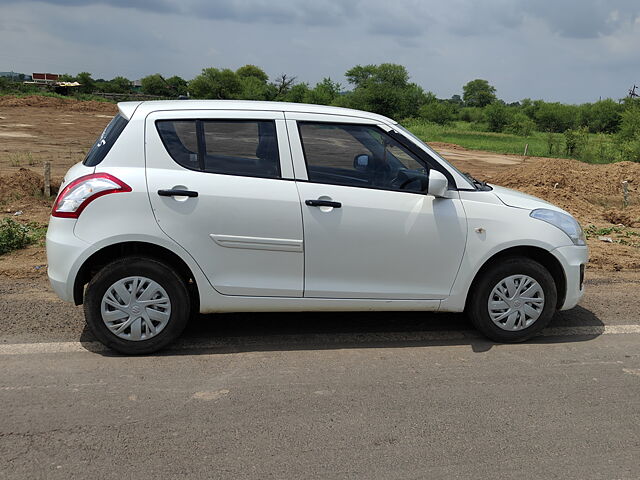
[145,109,303,297]
[286,113,467,300]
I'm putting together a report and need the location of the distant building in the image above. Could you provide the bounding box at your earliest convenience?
[31,73,60,84]
[132,79,143,92]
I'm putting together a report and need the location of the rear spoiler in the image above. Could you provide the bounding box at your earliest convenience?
[117,101,142,121]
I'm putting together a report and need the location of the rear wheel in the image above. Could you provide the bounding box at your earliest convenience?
[467,257,557,343]
[84,257,191,354]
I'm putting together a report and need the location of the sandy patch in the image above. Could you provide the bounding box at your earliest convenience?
[0,132,35,138]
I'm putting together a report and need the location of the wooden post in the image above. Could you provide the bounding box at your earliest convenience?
[43,162,51,197]
[523,144,529,156]
[622,181,629,209]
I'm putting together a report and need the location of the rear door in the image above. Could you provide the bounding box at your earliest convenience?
[145,109,303,297]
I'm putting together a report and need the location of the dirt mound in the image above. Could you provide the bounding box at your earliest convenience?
[0,168,47,201]
[0,95,117,114]
[491,158,640,225]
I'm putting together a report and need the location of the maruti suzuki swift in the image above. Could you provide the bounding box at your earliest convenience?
[46,100,588,354]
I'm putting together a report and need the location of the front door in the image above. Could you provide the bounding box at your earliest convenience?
[145,110,303,297]
[290,118,467,299]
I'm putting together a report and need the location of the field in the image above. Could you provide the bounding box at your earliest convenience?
[404,119,616,161]
[0,95,639,279]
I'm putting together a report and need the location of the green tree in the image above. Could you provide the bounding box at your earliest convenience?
[141,74,171,96]
[166,76,188,96]
[282,83,310,103]
[485,102,510,132]
[75,72,96,94]
[305,78,341,105]
[534,102,578,133]
[419,100,455,125]
[343,63,428,118]
[505,112,535,136]
[238,75,270,100]
[578,99,622,133]
[616,104,640,162]
[106,76,132,94]
[236,64,269,83]
[189,68,242,99]
[462,79,497,107]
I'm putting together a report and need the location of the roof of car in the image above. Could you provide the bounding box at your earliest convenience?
[117,100,396,124]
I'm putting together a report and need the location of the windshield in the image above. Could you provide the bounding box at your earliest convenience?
[83,113,128,167]
[393,123,475,189]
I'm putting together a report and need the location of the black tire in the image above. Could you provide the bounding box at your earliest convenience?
[84,256,191,354]
[467,257,557,343]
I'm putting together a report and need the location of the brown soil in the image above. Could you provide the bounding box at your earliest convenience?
[0,94,118,113]
[0,95,117,178]
[0,97,638,276]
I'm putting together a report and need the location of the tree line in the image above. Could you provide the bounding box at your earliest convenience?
[1,63,639,161]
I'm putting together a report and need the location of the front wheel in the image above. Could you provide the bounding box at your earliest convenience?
[467,257,557,343]
[84,257,191,354]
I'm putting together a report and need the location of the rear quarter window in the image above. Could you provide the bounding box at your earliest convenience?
[83,113,128,167]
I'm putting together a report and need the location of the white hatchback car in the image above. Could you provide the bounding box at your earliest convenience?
[47,100,587,354]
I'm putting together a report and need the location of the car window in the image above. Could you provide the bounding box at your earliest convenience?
[298,122,427,192]
[202,121,280,178]
[83,113,128,166]
[156,119,280,179]
[156,120,199,170]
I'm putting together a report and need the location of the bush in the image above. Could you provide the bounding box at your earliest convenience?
[0,219,46,255]
[534,102,578,133]
[485,103,511,132]
[418,101,455,125]
[505,112,535,136]
[459,106,484,123]
[564,127,589,157]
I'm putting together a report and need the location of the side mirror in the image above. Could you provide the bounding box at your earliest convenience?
[427,170,448,198]
[353,154,370,171]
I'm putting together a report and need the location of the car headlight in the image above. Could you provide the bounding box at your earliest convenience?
[530,209,586,246]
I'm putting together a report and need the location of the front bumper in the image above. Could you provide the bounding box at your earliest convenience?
[551,245,589,310]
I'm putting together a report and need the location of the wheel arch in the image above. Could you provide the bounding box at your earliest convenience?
[465,246,567,310]
[73,241,200,310]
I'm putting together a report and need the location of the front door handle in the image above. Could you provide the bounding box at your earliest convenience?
[305,199,341,208]
[158,189,199,198]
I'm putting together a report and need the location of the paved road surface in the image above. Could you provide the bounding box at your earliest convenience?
[1,274,639,479]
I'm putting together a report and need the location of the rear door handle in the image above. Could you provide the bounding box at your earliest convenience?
[158,189,199,198]
[305,199,341,208]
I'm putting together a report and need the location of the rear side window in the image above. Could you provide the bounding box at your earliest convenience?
[156,119,280,179]
[83,113,128,166]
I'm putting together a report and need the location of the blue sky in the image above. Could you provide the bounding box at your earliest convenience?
[1,0,639,103]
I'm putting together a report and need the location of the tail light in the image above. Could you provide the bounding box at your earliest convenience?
[52,173,131,218]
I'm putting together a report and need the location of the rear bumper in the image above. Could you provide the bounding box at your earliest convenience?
[46,217,89,303]
[551,245,588,310]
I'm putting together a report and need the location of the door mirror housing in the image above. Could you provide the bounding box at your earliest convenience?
[427,170,448,198]
[353,154,370,171]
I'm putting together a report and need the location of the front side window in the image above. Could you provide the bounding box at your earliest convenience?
[83,113,128,166]
[298,122,428,192]
[156,119,280,179]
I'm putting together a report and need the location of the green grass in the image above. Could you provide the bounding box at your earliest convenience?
[403,120,617,162]
[0,90,116,103]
